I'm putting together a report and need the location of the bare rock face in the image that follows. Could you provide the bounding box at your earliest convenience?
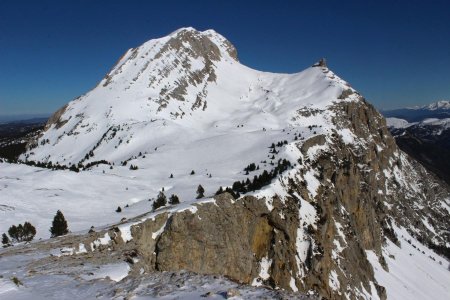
[44,104,69,131]
[121,194,301,289]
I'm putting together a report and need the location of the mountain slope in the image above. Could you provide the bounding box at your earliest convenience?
[384,102,450,185]
[1,28,448,299]
[22,27,352,167]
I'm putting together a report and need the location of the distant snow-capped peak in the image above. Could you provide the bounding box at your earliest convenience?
[425,100,450,110]
[408,100,450,110]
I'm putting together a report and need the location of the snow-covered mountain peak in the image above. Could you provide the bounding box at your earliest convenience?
[425,100,450,110]
[23,28,358,165]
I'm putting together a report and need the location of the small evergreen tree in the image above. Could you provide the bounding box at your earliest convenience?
[215,186,224,195]
[8,225,19,242]
[116,206,122,213]
[170,173,174,178]
[169,194,180,205]
[2,233,10,246]
[22,222,36,242]
[152,191,167,210]
[196,185,205,199]
[50,210,69,238]
[190,170,195,175]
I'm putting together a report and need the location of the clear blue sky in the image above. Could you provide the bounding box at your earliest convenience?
[1,0,449,116]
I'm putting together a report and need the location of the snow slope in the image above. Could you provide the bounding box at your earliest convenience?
[367,226,450,300]
[386,117,412,129]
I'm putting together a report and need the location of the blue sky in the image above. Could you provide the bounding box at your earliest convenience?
[1,0,449,116]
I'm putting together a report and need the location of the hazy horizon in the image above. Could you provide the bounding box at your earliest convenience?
[1,0,449,115]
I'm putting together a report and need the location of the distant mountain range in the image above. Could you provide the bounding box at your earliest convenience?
[382,100,450,122]
[0,114,49,124]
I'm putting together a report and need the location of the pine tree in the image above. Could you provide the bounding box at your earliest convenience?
[8,225,18,242]
[169,194,180,205]
[190,170,195,175]
[16,224,24,241]
[153,191,167,210]
[23,222,36,242]
[196,185,205,199]
[215,186,224,195]
[170,173,174,178]
[50,210,69,238]
[116,206,122,213]
[2,233,9,246]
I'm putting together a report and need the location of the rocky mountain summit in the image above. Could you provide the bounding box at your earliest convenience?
[2,28,450,299]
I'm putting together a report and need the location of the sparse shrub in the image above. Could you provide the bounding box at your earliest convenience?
[11,276,22,287]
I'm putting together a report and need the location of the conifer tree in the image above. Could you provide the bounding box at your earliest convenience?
[215,186,224,195]
[169,194,180,205]
[2,233,9,246]
[196,185,205,199]
[23,222,36,242]
[50,210,69,238]
[153,191,167,210]
[8,225,18,242]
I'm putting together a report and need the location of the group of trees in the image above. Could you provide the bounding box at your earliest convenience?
[4,222,36,243]
[84,160,110,169]
[12,159,92,173]
[217,159,292,198]
[244,163,259,174]
[151,185,206,211]
[1,210,69,247]
[129,164,139,170]
[152,190,182,211]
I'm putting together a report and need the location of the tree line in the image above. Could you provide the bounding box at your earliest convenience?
[2,210,69,247]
